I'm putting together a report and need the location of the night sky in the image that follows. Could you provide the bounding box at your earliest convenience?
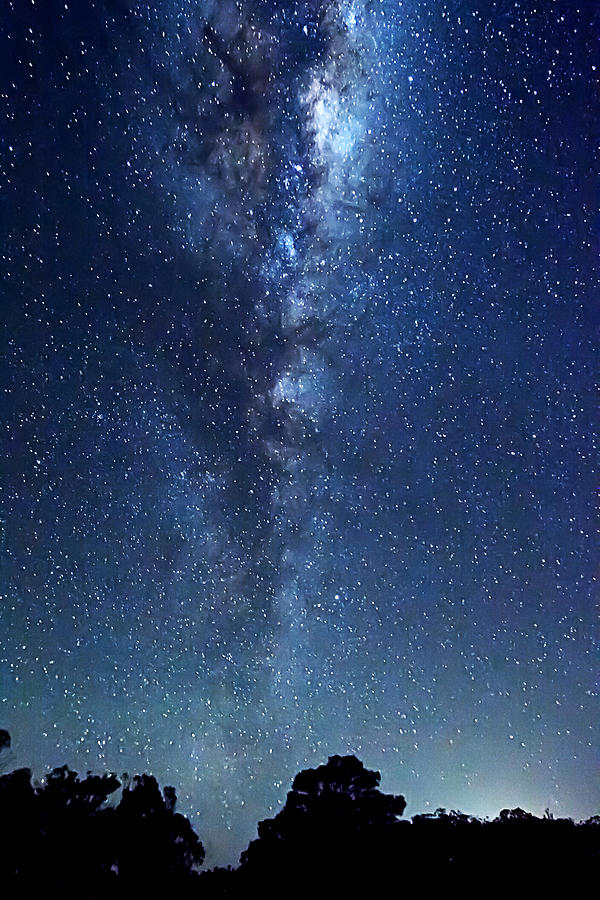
[1,0,598,867]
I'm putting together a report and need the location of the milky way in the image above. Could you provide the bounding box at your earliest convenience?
[1,0,598,866]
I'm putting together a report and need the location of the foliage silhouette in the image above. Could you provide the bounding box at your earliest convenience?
[0,731,204,898]
[237,754,407,896]
[1,729,599,898]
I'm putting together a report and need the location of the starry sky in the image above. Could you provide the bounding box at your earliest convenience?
[0,0,598,868]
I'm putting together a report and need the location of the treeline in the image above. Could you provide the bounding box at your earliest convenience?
[0,730,598,897]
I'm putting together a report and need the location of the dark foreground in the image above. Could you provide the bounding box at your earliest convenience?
[0,731,598,897]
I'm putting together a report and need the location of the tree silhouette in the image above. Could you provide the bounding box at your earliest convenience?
[2,732,599,898]
[238,755,406,894]
[0,739,204,898]
[110,772,204,893]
